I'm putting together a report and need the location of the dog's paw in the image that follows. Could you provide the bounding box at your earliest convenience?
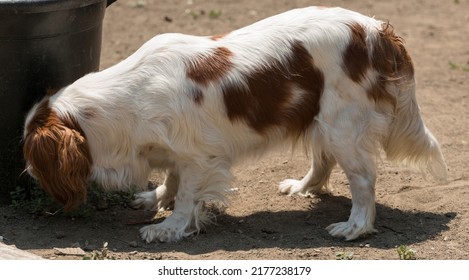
[279,179,332,196]
[140,219,193,243]
[279,179,307,196]
[131,190,157,210]
[326,221,377,241]
[131,187,175,211]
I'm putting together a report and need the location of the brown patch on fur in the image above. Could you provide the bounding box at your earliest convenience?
[210,33,229,41]
[369,23,414,106]
[372,23,414,77]
[343,23,370,83]
[222,41,324,136]
[23,99,92,211]
[187,47,234,86]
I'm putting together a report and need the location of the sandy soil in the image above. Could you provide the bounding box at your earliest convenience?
[1,0,468,260]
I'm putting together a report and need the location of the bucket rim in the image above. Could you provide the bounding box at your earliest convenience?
[0,0,106,13]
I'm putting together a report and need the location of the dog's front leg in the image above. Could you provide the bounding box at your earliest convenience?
[139,162,205,243]
[131,169,179,211]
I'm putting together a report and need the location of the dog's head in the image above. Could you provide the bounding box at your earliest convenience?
[23,97,93,210]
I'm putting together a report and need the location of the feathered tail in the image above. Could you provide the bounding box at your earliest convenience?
[374,23,447,181]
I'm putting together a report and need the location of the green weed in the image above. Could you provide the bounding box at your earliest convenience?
[132,0,146,8]
[83,242,115,260]
[10,185,56,214]
[10,183,136,217]
[449,61,469,72]
[336,251,354,260]
[208,10,222,19]
[188,9,222,20]
[397,245,416,260]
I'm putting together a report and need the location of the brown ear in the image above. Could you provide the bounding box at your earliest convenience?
[23,107,92,211]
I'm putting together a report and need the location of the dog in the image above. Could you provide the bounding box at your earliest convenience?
[23,6,447,242]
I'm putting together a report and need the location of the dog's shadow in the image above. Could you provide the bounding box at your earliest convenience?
[139,194,455,255]
[5,194,455,256]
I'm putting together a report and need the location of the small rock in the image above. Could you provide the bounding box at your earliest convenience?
[248,10,258,17]
[128,241,138,248]
[164,16,173,23]
[54,247,86,256]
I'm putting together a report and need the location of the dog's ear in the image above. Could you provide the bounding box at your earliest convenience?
[23,106,92,211]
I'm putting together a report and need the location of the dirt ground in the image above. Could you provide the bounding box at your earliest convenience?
[1,0,468,260]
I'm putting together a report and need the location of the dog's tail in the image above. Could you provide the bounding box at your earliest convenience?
[375,23,447,182]
[383,81,447,182]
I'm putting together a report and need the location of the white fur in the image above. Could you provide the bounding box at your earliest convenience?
[24,6,447,242]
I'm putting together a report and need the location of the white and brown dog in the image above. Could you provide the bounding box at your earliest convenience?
[23,6,447,242]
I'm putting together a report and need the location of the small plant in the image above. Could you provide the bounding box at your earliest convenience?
[449,61,469,72]
[208,10,222,19]
[10,185,56,214]
[83,242,115,260]
[187,9,222,20]
[336,251,354,260]
[132,0,146,8]
[10,184,95,217]
[88,183,137,207]
[10,183,136,217]
[397,245,416,260]
[188,10,200,20]
[10,185,28,208]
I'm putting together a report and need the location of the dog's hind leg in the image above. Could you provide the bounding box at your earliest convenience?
[279,152,336,196]
[324,121,379,240]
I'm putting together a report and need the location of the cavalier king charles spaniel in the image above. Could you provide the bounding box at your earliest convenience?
[23,6,447,242]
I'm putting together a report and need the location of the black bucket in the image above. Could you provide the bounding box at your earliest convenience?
[0,0,116,203]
